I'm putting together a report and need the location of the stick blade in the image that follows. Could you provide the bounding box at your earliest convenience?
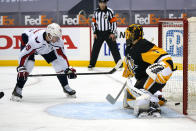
[106,94,116,104]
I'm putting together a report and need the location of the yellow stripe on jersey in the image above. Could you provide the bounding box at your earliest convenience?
[141,45,168,65]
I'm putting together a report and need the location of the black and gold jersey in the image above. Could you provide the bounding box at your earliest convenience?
[124,39,173,80]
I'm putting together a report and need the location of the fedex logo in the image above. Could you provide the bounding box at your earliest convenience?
[25,15,53,25]
[135,14,160,25]
[169,13,187,19]
[0,16,15,25]
[165,30,183,57]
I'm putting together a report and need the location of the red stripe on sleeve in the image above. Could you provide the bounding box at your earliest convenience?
[56,48,70,67]
[19,49,35,66]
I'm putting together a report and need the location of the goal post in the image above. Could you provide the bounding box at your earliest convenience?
[158,18,196,115]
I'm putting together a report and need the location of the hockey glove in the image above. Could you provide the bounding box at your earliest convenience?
[65,68,77,79]
[146,63,164,80]
[148,63,164,74]
[17,66,29,81]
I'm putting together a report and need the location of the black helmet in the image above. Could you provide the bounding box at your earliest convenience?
[99,0,109,3]
[125,24,143,47]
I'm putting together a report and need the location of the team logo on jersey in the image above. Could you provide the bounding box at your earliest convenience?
[126,55,138,74]
[165,30,183,57]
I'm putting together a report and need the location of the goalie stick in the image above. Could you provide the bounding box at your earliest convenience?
[106,81,127,104]
[106,79,145,105]
[28,60,122,77]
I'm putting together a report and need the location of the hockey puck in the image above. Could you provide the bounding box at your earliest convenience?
[0,92,4,99]
[175,102,180,106]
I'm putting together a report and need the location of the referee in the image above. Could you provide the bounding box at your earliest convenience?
[88,0,122,69]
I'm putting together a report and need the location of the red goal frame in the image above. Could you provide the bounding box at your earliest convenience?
[158,18,188,115]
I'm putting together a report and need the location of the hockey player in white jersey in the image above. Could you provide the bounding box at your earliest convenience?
[11,23,77,102]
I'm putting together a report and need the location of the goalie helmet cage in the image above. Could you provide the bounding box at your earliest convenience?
[158,18,196,115]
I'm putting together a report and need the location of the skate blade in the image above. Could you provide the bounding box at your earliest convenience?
[66,94,76,98]
[10,95,22,102]
[88,68,94,71]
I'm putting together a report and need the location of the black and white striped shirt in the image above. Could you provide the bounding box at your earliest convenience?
[92,7,117,34]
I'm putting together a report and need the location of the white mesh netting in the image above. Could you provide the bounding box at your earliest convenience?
[160,18,196,114]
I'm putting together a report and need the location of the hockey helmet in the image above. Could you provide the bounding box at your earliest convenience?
[99,0,109,3]
[125,24,143,46]
[46,23,62,41]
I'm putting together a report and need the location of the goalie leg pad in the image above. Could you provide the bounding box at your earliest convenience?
[125,80,151,111]
[125,80,161,116]
[143,77,165,94]
[123,88,136,109]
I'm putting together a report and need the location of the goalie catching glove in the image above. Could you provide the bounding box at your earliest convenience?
[65,68,77,79]
[146,63,164,81]
[17,66,29,81]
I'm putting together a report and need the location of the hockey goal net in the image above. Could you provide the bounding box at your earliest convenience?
[158,18,196,115]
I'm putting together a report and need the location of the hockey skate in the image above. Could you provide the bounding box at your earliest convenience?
[158,95,167,106]
[88,65,94,71]
[138,102,161,118]
[11,85,23,102]
[63,85,76,98]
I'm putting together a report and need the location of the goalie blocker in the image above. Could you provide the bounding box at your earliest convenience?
[122,24,176,117]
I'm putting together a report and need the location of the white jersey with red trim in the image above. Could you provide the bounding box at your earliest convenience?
[19,29,69,72]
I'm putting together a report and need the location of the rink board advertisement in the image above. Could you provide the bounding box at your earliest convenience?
[0,26,157,67]
[98,26,158,62]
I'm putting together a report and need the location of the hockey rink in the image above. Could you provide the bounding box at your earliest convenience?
[0,67,196,131]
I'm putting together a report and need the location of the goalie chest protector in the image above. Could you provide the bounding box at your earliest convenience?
[126,39,168,80]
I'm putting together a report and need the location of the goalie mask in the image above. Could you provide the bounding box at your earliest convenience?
[125,24,143,47]
[46,23,62,42]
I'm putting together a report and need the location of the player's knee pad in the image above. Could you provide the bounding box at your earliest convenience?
[52,58,68,73]
[25,60,35,73]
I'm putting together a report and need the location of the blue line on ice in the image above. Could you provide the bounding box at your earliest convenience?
[46,102,184,120]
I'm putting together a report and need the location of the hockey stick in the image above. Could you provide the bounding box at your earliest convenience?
[29,60,122,77]
[106,81,127,104]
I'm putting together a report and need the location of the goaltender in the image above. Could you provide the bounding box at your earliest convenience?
[122,24,176,117]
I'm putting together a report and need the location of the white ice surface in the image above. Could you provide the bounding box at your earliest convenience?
[0,67,196,131]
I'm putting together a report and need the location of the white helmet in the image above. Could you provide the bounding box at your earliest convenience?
[46,23,62,41]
